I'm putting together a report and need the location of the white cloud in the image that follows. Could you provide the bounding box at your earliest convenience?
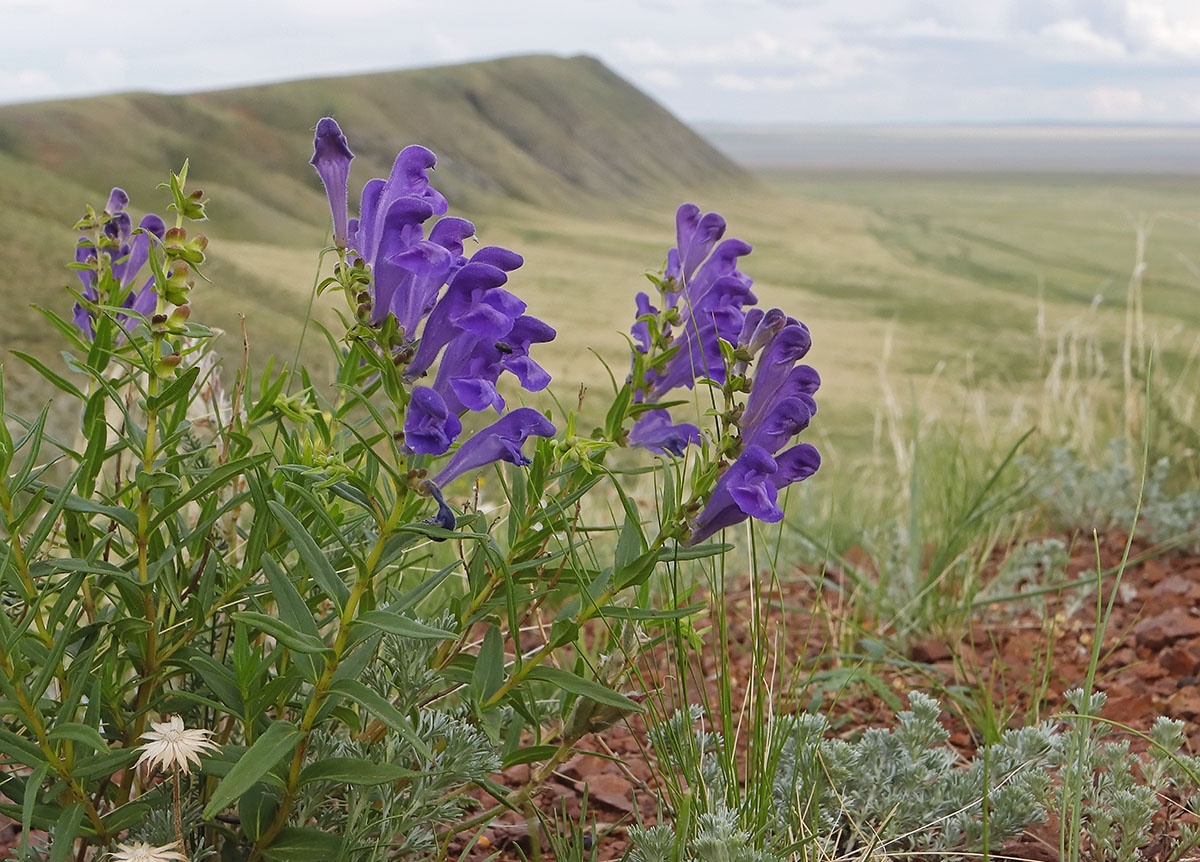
[1038,17,1128,59]
[640,67,681,89]
[5,0,1200,123]
[712,72,799,92]
[1126,0,1200,59]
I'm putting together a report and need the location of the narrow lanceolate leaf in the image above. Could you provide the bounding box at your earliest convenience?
[46,723,108,752]
[267,500,351,609]
[656,542,734,561]
[353,610,454,641]
[10,351,85,399]
[261,826,345,860]
[297,757,418,787]
[203,721,303,818]
[0,728,46,768]
[473,624,504,704]
[260,556,324,681]
[48,803,85,862]
[526,666,644,713]
[231,612,330,655]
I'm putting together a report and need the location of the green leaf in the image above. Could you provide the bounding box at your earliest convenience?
[10,351,85,399]
[238,783,280,842]
[150,455,269,529]
[262,827,344,861]
[49,803,85,862]
[473,624,504,704]
[260,557,324,683]
[526,666,643,713]
[501,744,561,768]
[46,723,108,752]
[231,612,330,655]
[267,500,350,610]
[71,747,140,782]
[390,559,460,612]
[203,721,303,818]
[145,364,199,411]
[134,466,182,494]
[657,542,734,561]
[353,611,454,641]
[100,798,152,834]
[298,757,417,786]
[612,548,658,592]
[0,728,46,768]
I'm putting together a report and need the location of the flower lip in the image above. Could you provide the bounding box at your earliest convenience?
[685,444,783,546]
[432,407,556,488]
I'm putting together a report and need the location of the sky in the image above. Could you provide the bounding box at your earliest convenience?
[4,0,1200,124]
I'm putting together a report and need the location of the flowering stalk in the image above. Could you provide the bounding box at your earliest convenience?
[618,204,822,545]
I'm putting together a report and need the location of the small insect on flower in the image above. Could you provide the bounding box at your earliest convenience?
[136,715,219,774]
[109,841,187,862]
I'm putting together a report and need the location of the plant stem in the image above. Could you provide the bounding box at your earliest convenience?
[248,498,406,859]
[174,765,186,859]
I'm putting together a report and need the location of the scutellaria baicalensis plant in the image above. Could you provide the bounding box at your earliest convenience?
[0,117,822,860]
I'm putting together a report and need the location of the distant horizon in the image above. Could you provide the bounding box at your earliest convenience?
[702,122,1200,173]
[6,1,1200,125]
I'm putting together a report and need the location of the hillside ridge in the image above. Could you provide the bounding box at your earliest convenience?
[0,54,742,236]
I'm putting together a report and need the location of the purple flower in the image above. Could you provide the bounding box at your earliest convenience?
[404,386,462,456]
[309,118,556,462]
[426,314,556,414]
[669,204,727,286]
[684,442,821,546]
[311,118,354,248]
[628,410,702,457]
[741,325,816,433]
[405,254,526,379]
[72,190,165,340]
[771,443,821,489]
[631,292,657,353]
[631,206,756,403]
[742,396,816,455]
[651,273,757,394]
[432,408,556,487]
[686,446,783,546]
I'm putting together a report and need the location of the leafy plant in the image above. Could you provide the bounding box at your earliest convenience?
[0,121,822,860]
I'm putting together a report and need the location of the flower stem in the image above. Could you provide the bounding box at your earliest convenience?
[173,764,186,859]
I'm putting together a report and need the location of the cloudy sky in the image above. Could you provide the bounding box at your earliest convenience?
[3,0,1200,124]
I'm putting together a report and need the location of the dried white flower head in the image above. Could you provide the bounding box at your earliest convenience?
[135,715,219,774]
[109,841,187,862]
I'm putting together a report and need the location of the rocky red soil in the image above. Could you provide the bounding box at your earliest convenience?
[6,531,1199,860]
